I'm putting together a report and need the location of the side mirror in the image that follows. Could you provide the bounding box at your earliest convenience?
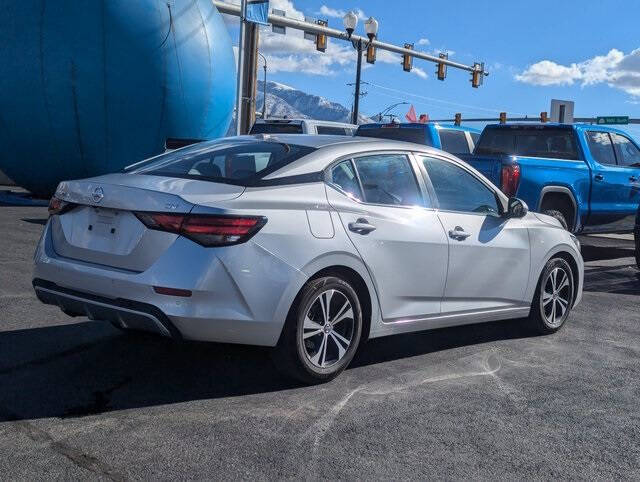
[507,197,528,218]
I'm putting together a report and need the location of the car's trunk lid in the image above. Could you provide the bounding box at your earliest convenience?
[51,173,244,271]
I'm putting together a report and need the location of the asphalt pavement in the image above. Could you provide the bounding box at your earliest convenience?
[1,201,639,480]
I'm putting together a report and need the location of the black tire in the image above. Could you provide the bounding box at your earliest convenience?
[272,276,363,384]
[528,258,575,334]
[542,209,569,230]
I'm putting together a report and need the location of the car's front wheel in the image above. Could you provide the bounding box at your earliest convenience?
[527,258,575,334]
[273,276,362,384]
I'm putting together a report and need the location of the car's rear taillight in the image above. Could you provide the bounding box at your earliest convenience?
[134,213,266,247]
[47,196,76,216]
[500,164,521,198]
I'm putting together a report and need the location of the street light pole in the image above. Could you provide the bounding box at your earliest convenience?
[352,40,363,125]
[258,52,267,119]
[344,13,378,126]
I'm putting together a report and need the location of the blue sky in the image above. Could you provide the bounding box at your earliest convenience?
[222,0,640,135]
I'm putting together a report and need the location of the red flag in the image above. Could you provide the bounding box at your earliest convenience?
[405,104,417,123]
[419,114,429,123]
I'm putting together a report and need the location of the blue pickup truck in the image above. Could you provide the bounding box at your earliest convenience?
[356,122,481,156]
[463,123,640,234]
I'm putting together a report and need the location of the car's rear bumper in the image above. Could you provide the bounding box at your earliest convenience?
[33,220,305,346]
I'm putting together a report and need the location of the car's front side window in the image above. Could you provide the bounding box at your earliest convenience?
[420,156,500,215]
[352,154,423,207]
[329,160,363,201]
[611,133,640,167]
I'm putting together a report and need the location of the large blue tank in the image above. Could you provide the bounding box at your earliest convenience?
[0,0,236,196]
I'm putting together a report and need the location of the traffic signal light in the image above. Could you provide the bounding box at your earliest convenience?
[436,52,448,81]
[540,111,548,123]
[471,62,484,88]
[499,112,507,124]
[454,113,462,126]
[315,20,327,52]
[402,43,413,72]
[366,43,376,64]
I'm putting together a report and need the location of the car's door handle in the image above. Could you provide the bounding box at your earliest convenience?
[348,218,376,234]
[448,226,471,240]
[630,175,638,183]
[594,174,604,181]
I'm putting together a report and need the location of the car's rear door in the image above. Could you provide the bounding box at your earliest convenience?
[325,152,449,321]
[417,154,530,314]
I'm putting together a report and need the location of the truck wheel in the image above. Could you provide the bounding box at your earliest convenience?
[527,258,575,334]
[542,209,568,230]
[272,276,362,384]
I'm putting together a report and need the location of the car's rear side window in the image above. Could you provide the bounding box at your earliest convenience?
[352,154,422,206]
[316,126,350,136]
[329,161,363,201]
[129,141,315,186]
[250,123,304,134]
[475,127,578,160]
[439,129,470,154]
[586,131,617,166]
[356,126,432,145]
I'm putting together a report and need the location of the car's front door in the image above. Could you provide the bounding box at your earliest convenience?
[325,153,449,322]
[584,130,637,232]
[418,155,531,314]
[611,132,640,230]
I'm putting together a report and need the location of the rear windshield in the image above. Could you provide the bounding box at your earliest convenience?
[475,127,578,160]
[127,140,316,186]
[250,122,304,134]
[356,126,432,145]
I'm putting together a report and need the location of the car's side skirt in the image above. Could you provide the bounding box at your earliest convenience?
[374,305,531,337]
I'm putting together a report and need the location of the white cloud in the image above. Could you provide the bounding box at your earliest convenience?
[318,6,367,20]
[515,48,640,97]
[417,38,430,46]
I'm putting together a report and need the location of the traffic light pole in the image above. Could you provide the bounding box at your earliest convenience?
[352,40,363,125]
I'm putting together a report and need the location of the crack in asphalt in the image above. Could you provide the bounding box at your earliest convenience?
[298,350,502,477]
[1,407,126,481]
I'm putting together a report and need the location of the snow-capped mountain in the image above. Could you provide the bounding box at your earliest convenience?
[255,81,371,125]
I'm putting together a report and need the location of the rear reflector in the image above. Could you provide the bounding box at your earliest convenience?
[134,213,266,247]
[153,286,192,297]
[500,164,521,198]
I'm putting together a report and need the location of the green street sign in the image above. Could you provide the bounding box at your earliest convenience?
[596,116,629,125]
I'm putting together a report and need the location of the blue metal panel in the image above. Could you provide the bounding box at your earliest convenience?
[0,0,236,195]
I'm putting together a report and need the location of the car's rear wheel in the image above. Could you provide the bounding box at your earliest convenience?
[527,258,575,334]
[273,276,362,384]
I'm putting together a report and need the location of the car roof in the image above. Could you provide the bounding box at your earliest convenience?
[358,122,481,133]
[252,118,357,128]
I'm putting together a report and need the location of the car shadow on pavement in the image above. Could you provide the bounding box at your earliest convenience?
[0,317,537,422]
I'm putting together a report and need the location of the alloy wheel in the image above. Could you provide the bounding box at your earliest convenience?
[301,289,355,368]
[541,266,572,327]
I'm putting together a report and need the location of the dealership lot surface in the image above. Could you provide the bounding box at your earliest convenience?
[1,202,639,480]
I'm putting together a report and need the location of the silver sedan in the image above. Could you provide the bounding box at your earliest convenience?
[34,134,583,383]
